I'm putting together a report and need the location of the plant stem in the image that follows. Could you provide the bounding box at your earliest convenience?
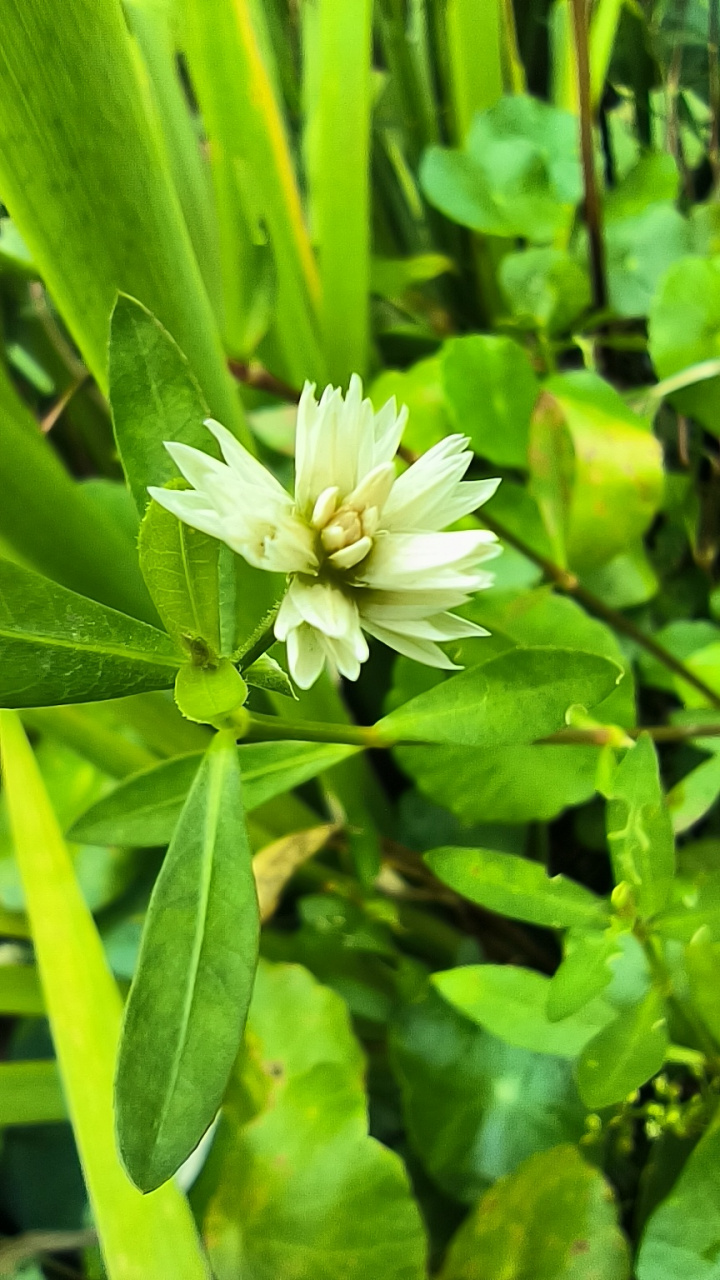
[479,510,720,710]
[242,712,720,752]
[244,712,387,748]
[571,0,607,311]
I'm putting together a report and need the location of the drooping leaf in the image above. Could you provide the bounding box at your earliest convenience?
[426,847,608,930]
[389,986,586,1204]
[440,1145,630,1280]
[69,740,359,847]
[576,989,669,1109]
[432,965,614,1057]
[0,710,209,1277]
[606,734,676,918]
[378,647,620,748]
[254,825,337,922]
[441,334,539,468]
[0,559,182,708]
[197,961,427,1280]
[116,731,260,1192]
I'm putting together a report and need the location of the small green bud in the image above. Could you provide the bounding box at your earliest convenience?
[175,658,248,727]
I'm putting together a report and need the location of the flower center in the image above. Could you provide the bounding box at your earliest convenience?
[307,463,395,574]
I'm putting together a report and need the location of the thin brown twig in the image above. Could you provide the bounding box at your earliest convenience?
[571,0,607,311]
[40,372,89,433]
[478,509,720,709]
[228,359,300,403]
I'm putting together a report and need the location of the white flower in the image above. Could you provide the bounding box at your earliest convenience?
[148,375,501,689]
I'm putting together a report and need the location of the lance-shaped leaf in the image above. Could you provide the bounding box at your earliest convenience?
[576,989,669,1109]
[426,846,608,930]
[637,1118,720,1279]
[139,494,221,654]
[116,730,260,1192]
[0,710,210,1278]
[0,560,182,708]
[69,740,359,847]
[377,647,620,747]
[606,734,675,919]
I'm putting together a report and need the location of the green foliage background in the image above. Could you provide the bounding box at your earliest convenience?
[0,0,720,1276]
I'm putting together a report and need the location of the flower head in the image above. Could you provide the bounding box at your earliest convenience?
[148,375,501,689]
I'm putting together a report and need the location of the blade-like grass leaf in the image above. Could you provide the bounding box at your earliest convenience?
[0,710,210,1279]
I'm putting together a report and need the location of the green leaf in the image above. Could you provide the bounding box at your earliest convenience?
[0,966,44,1015]
[547,929,621,1021]
[604,204,691,319]
[653,874,720,943]
[439,1145,630,1280]
[0,363,154,624]
[244,654,296,699]
[686,929,720,1045]
[174,660,248,726]
[0,710,210,1277]
[310,0,372,384]
[420,94,582,242]
[378,646,620,747]
[426,846,608,930]
[389,986,585,1204]
[0,1061,66,1126]
[0,559,182,708]
[116,730,259,1192]
[607,734,676,918]
[543,371,664,572]
[109,295,216,514]
[369,358,451,455]
[666,755,720,835]
[69,740,359,847]
[649,255,720,434]
[432,965,614,1057]
[0,0,241,432]
[198,961,427,1279]
[139,495,222,653]
[576,989,669,1109]
[499,247,591,335]
[636,1114,720,1278]
[441,335,539,468]
[604,153,680,221]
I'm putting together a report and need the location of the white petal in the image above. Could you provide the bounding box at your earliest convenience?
[204,418,293,501]
[373,399,408,466]
[311,485,340,528]
[361,604,489,640]
[381,435,474,530]
[345,462,396,513]
[328,535,373,570]
[361,618,460,670]
[147,486,225,540]
[320,628,369,681]
[164,441,231,494]
[286,624,326,689]
[285,577,358,641]
[359,531,500,591]
[294,382,320,512]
